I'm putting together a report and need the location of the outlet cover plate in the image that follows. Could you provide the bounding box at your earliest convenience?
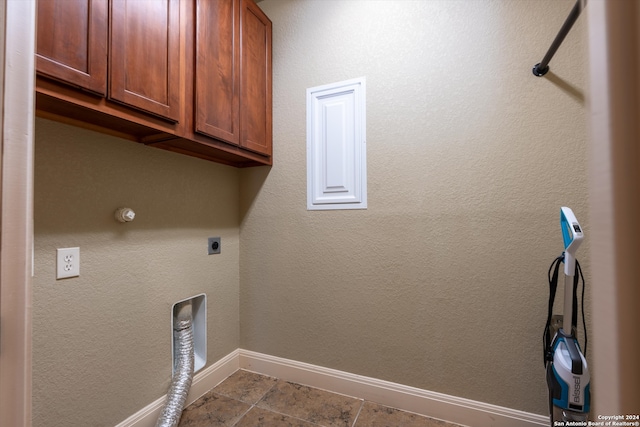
[208,237,221,255]
[57,247,80,279]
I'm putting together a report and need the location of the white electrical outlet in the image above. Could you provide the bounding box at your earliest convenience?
[56,247,80,279]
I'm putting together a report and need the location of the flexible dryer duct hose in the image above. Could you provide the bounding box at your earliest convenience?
[155,301,194,427]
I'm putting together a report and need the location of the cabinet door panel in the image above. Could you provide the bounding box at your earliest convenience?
[195,0,240,145]
[240,0,272,156]
[36,0,108,95]
[110,0,181,122]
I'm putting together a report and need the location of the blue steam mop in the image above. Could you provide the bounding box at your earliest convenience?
[543,207,590,425]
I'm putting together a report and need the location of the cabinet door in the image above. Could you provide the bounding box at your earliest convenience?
[110,0,181,122]
[240,0,272,156]
[195,0,240,145]
[36,0,108,95]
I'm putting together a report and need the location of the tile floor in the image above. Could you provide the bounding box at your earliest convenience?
[178,369,462,427]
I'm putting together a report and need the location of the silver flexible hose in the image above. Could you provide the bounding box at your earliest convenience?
[155,301,194,427]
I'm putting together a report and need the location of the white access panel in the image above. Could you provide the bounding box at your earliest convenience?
[307,77,366,210]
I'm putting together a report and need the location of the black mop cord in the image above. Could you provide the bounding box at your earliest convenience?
[576,260,587,356]
[543,256,588,365]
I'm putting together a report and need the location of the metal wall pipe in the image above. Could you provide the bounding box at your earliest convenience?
[533,0,587,76]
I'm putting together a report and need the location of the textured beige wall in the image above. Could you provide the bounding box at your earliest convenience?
[240,0,589,415]
[33,118,240,426]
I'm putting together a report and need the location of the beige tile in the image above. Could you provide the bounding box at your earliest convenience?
[354,401,460,427]
[235,406,322,427]
[213,369,278,404]
[177,391,251,427]
[257,380,363,427]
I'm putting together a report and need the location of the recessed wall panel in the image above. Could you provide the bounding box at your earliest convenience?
[307,77,366,210]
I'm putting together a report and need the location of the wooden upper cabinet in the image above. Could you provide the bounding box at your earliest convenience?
[109,0,181,122]
[195,0,240,144]
[240,0,272,156]
[36,0,108,95]
[195,0,271,156]
[35,0,271,166]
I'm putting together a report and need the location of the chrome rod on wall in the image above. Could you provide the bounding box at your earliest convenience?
[533,0,587,77]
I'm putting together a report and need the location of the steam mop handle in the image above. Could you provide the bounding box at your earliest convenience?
[560,207,583,276]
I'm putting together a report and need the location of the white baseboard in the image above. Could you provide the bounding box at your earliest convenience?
[115,348,549,427]
[114,349,239,427]
[238,349,549,427]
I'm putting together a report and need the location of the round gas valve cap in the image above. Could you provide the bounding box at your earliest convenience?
[115,207,136,223]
